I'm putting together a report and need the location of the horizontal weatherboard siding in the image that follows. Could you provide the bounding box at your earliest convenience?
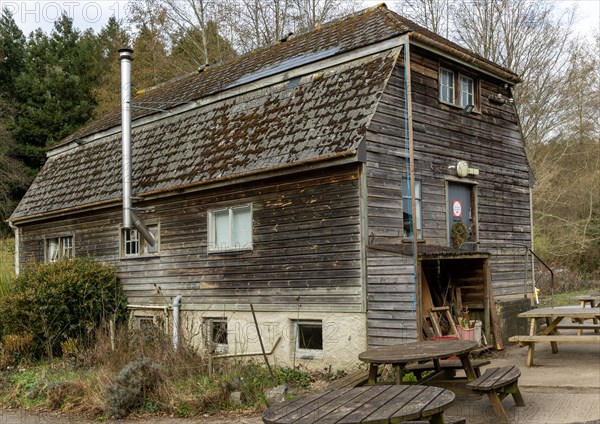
[18,166,364,313]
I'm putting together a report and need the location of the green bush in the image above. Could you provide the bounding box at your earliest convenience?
[0,257,127,359]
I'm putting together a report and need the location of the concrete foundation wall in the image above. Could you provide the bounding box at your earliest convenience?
[180,310,368,372]
[496,297,532,343]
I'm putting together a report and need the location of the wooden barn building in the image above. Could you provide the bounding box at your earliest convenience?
[10,5,533,369]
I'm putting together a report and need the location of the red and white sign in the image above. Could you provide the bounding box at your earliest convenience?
[452,200,462,217]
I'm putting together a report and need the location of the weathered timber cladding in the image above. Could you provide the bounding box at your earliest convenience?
[365,47,532,313]
[18,166,364,313]
[366,248,417,347]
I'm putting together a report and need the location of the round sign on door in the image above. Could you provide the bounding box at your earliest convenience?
[452,200,462,217]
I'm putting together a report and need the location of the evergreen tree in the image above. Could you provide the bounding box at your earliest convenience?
[13,14,100,170]
[93,16,131,116]
[0,8,26,99]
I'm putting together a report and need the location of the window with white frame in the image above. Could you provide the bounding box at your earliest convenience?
[402,178,423,239]
[122,225,159,257]
[439,66,479,109]
[439,68,455,104]
[460,75,475,108]
[294,320,323,357]
[208,204,252,252]
[45,236,74,262]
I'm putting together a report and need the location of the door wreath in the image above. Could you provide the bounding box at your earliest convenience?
[452,221,469,248]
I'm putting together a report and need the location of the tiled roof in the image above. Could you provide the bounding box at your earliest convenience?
[55,5,519,149]
[11,4,520,222]
[11,52,396,220]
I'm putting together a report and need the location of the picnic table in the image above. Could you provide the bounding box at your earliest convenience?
[358,339,478,385]
[262,385,455,424]
[573,294,600,333]
[509,306,600,366]
[574,294,600,308]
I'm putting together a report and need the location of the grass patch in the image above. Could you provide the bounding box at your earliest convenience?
[0,327,317,419]
[539,288,599,307]
[0,238,15,297]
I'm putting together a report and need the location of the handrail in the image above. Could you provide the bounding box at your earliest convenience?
[477,242,554,305]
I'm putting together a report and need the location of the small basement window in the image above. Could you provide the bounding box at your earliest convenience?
[122,225,159,258]
[206,318,228,353]
[45,235,74,262]
[295,320,323,357]
[208,204,252,252]
[133,313,166,333]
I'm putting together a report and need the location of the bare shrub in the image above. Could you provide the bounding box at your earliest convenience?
[105,357,162,419]
[0,333,34,368]
[44,380,87,410]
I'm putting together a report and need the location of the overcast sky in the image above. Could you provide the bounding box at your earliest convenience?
[1,0,598,40]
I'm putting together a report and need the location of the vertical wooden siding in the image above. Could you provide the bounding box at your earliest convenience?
[18,165,364,313]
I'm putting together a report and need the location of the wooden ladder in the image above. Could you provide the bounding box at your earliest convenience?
[428,306,459,338]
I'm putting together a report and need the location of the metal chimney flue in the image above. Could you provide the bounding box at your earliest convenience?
[119,48,133,230]
[119,48,156,247]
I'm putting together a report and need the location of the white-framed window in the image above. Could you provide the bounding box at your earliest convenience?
[205,318,228,353]
[439,66,479,110]
[460,75,475,108]
[294,320,323,358]
[121,224,159,258]
[208,204,253,252]
[439,68,455,104]
[402,178,423,239]
[45,235,74,262]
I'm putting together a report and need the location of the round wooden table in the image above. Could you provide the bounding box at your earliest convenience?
[359,339,478,384]
[262,385,455,424]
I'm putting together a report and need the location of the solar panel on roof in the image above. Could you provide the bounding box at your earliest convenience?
[225,47,340,90]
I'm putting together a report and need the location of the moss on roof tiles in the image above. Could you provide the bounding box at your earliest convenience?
[55,5,517,150]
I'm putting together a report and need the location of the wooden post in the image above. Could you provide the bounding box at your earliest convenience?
[489,286,504,350]
[109,316,116,352]
[250,304,274,378]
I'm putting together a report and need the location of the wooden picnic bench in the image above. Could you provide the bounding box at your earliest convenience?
[466,365,524,423]
[572,294,600,334]
[508,306,600,366]
[262,385,458,424]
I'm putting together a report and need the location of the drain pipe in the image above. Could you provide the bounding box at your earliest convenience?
[172,295,183,351]
[119,48,155,247]
[8,222,20,275]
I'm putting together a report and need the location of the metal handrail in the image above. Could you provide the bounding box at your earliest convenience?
[477,242,554,305]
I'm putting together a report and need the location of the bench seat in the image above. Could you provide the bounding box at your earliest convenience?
[327,369,375,390]
[411,416,466,424]
[406,358,491,379]
[556,324,600,330]
[509,334,600,343]
[466,365,524,423]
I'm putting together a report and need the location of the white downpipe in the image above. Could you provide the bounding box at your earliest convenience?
[9,222,19,275]
[172,295,183,351]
